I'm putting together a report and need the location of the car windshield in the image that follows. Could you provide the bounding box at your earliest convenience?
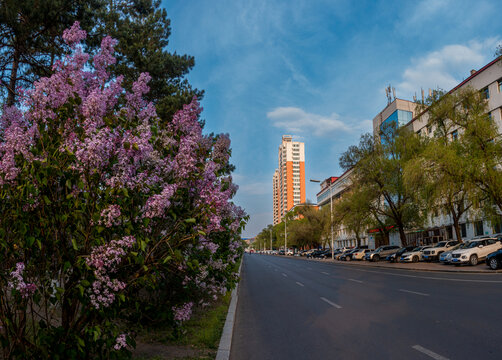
[466,241,481,248]
[412,247,422,251]
[435,242,447,247]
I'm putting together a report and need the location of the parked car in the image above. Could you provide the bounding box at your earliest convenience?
[399,246,432,263]
[450,238,502,266]
[386,246,415,262]
[486,248,502,270]
[307,250,325,259]
[340,248,360,261]
[439,243,464,264]
[422,240,460,261]
[364,245,400,262]
[352,249,372,260]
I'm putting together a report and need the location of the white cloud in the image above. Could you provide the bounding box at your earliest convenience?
[267,107,355,136]
[397,39,501,99]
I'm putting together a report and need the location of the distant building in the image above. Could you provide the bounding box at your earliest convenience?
[273,135,305,224]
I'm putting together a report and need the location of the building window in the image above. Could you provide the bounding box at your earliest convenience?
[451,130,458,141]
[475,220,484,236]
[498,79,502,93]
[493,217,502,234]
[482,87,490,99]
[460,223,467,238]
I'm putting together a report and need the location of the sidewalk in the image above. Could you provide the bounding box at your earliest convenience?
[308,257,502,273]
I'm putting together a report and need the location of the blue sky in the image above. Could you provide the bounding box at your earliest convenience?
[161,0,502,237]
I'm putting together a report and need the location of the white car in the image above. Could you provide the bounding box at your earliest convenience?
[438,243,464,264]
[450,238,502,266]
[422,240,460,261]
[352,249,372,260]
[399,246,432,263]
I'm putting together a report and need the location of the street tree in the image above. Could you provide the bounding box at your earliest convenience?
[332,186,374,247]
[404,89,483,242]
[0,0,102,105]
[340,125,425,246]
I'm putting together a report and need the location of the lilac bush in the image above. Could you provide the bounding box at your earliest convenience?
[0,22,246,359]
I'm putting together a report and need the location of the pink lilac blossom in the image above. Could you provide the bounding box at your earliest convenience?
[86,236,135,309]
[172,302,193,322]
[142,184,177,218]
[99,205,121,227]
[114,334,128,350]
[62,21,87,47]
[8,263,37,298]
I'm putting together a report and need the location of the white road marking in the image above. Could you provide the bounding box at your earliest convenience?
[320,297,342,309]
[412,345,450,360]
[282,273,287,277]
[321,271,330,275]
[296,282,304,287]
[400,289,430,297]
[345,267,502,283]
[348,278,363,283]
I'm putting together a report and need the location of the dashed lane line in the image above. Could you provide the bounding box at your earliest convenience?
[400,289,430,297]
[321,271,330,275]
[282,273,288,277]
[296,282,304,287]
[348,278,363,283]
[320,297,342,309]
[412,345,450,360]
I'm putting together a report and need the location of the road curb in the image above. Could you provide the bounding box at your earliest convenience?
[216,259,243,360]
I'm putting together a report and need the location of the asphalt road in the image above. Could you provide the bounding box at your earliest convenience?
[230,254,502,360]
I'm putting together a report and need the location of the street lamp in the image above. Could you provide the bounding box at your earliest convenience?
[311,178,334,260]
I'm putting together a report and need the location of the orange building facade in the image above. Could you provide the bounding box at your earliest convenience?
[273,135,306,225]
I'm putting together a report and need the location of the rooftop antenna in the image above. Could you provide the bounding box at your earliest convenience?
[385,85,392,104]
[392,87,396,100]
[421,88,425,103]
[413,92,417,102]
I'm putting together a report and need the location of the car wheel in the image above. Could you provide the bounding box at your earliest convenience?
[346,256,351,261]
[488,257,499,270]
[373,255,380,262]
[469,254,478,266]
[412,255,419,263]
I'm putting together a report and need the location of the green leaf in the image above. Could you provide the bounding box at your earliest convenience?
[185,218,196,223]
[43,195,51,205]
[65,179,72,189]
[26,236,35,247]
[71,238,78,250]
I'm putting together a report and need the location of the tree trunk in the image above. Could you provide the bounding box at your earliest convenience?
[7,48,20,106]
[451,209,463,243]
[397,223,408,246]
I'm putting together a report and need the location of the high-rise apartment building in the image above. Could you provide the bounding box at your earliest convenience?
[273,135,305,225]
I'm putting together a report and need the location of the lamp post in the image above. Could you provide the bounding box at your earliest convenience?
[284,211,287,254]
[311,178,334,260]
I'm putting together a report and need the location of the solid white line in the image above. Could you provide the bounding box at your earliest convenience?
[282,273,288,277]
[348,278,363,283]
[344,267,502,283]
[400,289,430,296]
[412,345,450,360]
[320,297,342,309]
[321,271,330,275]
[296,281,304,287]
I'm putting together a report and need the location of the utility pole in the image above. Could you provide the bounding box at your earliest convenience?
[284,212,287,254]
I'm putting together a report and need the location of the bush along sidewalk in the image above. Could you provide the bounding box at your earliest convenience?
[0,22,246,359]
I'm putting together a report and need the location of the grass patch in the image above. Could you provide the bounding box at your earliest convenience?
[132,291,232,360]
